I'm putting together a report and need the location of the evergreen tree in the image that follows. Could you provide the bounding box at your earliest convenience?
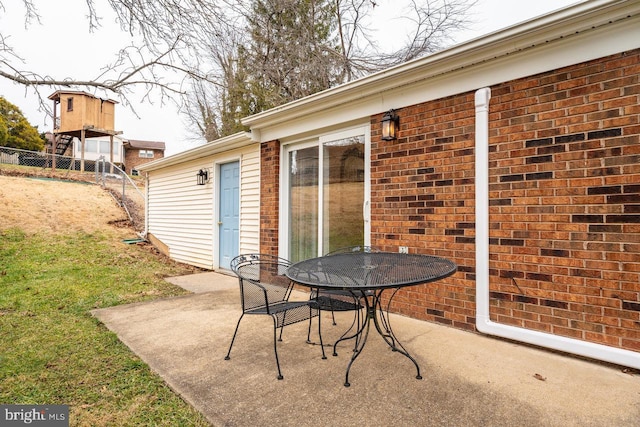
[195,0,474,140]
[196,0,338,139]
[244,0,336,112]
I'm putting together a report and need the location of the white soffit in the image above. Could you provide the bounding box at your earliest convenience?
[137,132,254,172]
[243,0,640,142]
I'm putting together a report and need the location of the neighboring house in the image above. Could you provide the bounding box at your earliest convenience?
[44,132,158,172]
[136,133,258,270]
[138,0,640,369]
[123,139,166,174]
[44,132,124,169]
[74,136,125,165]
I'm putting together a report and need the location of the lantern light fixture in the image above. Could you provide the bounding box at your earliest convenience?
[196,168,210,185]
[381,109,399,141]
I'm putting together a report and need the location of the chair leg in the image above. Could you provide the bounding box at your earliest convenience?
[317,307,326,360]
[306,303,327,357]
[278,311,287,341]
[271,316,284,380]
[224,313,244,360]
[308,291,319,341]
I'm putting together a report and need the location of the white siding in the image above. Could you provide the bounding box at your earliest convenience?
[239,149,260,255]
[146,144,259,269]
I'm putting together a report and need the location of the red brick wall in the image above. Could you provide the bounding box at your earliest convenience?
[371,48,640,351]
[260,48,640,352]
[260,140,281,257]
[124,149,164,174]
[485,49,640,351]
[370,93,477,330]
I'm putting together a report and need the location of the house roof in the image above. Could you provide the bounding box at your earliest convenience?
[124,140,166,151]
[136,132,253,172]
[139,0,640,170]
[241,0,640,142]
[47,90,118,104]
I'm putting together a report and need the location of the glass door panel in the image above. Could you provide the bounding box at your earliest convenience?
[288,146,319,263]
[322,136,365,254]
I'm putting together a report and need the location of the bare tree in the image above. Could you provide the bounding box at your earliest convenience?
[1,0,476,142]
[183,13,254,141]
[184,0,476,140]
[183,80,221,142]
[0,0,228,113]
[334,0,477,78]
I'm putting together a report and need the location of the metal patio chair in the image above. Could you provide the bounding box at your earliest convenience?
[225,253,323,380]
[319,246,402,357]
[316,246,379,322]
[303,246,379,351]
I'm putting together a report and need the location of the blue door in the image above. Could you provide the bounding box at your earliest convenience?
[218,162,240,270]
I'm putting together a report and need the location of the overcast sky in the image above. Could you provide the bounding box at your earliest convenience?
[1,0,579,156]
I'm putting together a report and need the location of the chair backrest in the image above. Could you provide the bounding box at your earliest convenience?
[230,254,293,311]
[324,246,380,256]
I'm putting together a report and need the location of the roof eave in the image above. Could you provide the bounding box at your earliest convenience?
[47,90,119,104]
[136,132,254,172]
[241,0,638,131]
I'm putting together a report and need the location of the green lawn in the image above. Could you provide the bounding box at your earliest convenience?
[0,227,210,426]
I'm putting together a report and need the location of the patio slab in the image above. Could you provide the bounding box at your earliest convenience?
[92,272,640,426]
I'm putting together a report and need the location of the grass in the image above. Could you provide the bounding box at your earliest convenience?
[0,227,210,426]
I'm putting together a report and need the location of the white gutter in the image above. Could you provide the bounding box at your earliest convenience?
[243,0,639,132]
[136,132,253,172]
[474,88,640,370]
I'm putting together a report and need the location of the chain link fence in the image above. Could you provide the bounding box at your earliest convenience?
[95,156,146,233]
[0,145,100,171]
[0,146,146,233]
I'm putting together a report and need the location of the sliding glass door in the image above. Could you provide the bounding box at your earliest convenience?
[322,135,365,254]
[285,127,369,263]
[288,145,319,262]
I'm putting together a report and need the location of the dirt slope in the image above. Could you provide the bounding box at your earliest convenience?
[0,175,131,236]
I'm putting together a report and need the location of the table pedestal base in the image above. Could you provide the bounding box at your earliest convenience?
[333,289,422,387]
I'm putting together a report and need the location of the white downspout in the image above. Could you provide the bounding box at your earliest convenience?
[474,87,640,369]
[142,173,149,239]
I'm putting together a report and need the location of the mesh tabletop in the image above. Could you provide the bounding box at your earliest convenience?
[286,252,457,290]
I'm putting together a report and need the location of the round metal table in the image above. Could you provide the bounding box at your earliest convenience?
[286,252,458,386]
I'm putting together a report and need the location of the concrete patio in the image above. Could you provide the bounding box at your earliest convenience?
[92,271,640,426]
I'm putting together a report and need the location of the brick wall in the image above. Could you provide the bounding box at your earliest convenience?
[486,49,640,351]
[260,140,281,257]
[370,93,478,330]
[259,48,640,353]
[371,48,640,351]
[125,149,164,173]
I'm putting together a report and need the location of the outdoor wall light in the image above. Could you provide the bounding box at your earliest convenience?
[196,168,209,185]
[381,109,399,141]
